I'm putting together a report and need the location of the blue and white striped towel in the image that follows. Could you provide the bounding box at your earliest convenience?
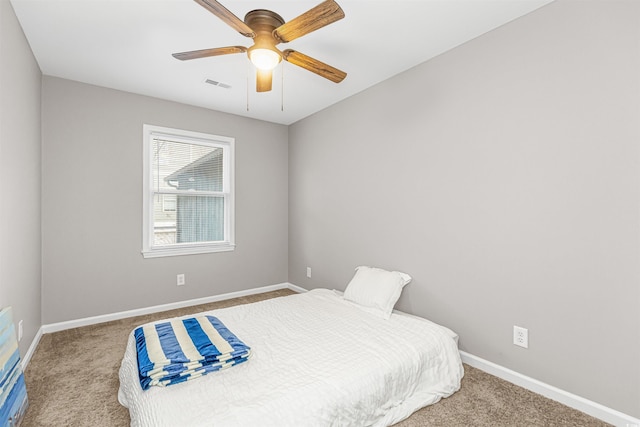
[134,315,251,390]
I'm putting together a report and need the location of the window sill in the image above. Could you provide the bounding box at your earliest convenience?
[142,243,235,258]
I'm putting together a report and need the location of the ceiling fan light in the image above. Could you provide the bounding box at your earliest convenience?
[249,48,281,71]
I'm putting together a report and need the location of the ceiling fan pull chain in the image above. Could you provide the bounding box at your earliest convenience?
[281,63,285,112]
[246,61,250,111]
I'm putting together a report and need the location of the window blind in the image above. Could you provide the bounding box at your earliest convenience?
[151,137,226,246]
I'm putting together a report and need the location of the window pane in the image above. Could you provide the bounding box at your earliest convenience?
[152,140,223,192]
[153,194,225,245]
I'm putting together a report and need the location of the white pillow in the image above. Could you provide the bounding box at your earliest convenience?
[343,266,412,319]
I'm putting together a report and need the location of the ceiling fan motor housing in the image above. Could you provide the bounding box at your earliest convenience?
[245,9,285,64]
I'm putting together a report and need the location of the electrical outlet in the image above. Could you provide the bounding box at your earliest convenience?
[306,267,312,278]
[18,320,23,342]
[513,326,528,348]
[177,274,185,286]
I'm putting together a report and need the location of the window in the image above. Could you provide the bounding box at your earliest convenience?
[162,195,177,212]
[142,124,235,258]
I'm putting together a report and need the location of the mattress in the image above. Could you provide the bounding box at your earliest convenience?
[118,288,463,427]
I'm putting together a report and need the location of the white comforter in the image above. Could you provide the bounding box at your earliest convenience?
[118,289,463,427]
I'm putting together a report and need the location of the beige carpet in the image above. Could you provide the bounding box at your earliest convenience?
[22,289,610,427]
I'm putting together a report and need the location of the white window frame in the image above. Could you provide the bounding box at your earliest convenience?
[142,124,235,258]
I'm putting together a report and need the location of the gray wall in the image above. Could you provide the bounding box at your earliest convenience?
[289,0,639,418]
[0,0,42,357]
[41,77,288,323]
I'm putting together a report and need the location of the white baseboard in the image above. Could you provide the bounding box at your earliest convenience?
[42,282,303,334]
[460,351,640,427]
[21,326,43,371]
[286,282,308,293]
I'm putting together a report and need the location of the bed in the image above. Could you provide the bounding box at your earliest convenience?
[118,269,463,427]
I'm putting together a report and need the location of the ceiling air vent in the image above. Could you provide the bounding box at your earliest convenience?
[204,79,231,89]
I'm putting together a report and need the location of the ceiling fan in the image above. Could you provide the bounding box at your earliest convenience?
[172,0,347,92]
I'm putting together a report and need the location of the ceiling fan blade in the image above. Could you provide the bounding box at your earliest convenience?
[194,0,256,38]
[172,46,247,61]
[256,69,273,92]
[282,49,346,83]
[273,0,344,43]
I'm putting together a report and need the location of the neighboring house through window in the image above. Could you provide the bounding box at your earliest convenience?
[142,124,235,258]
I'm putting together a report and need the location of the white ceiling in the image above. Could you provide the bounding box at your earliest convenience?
[11,0,553,125]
